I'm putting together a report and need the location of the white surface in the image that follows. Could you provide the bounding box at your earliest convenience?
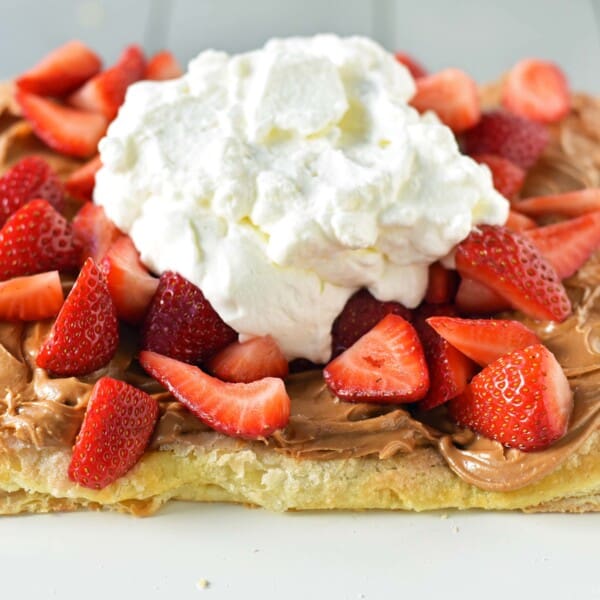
[0,502,598,599]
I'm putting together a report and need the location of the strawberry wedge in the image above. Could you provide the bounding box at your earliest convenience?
[0,271,63,321]
[65,155,102,203]
[515,189,600,218]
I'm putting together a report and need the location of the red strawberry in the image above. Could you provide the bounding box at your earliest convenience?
[142,271,237,364]
[447,344,573,451]
[394,52,427,79]
[324,314,429,403]
[65,155,102,203]
[426,316,539,366]
[0,271,63,321]
[471,154,525,199]
[524,212,600,279]
[145,50,183,80]
[424,261,458,304]
[455,278,510,315]
[331,288,412,357]
[101,235,158,324]
[68,377,159,490]
[455,225,571,321]
[0,199,80,281]
[461,110,549,169]
[410,68,480,133]
[16,40,102,97]
[72,203,122,263]
[69,45,146,120]
[505,210,537,232]
[140,351,290,439]
[207,336,289,383]
[16,90,108,158]
[502,59,570,124]
[36,258,119,376]
[515,188,600,218]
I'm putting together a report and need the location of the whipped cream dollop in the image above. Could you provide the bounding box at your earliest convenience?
[95,35,508,362]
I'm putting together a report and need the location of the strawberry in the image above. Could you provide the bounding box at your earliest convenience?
[141,271,237,364]
[471,153,525,199]
[331,288,412,357]
[68,377,159,490]
[72,203,122,263]
[394,52,427,79]
[145,50,183,80]
[515,188,600,218]
[524,212,600,279]
[139,351,290,439]
[426,316,539,366]
[455,225,571,322]
[101,235,158,324]
[455,278,510,315]
[424,261,458,304]
[65,155,102,203]
[0,156,64,226]
[36,258,119,376]
[69,44,146,120]
[16,40,102,97]
[207,336,289,383]
[461,110,549,169]
[0,271,63,321]
[0,199,80,281]
[447,344,573,451]
[16,90,108,158]
[324,314,429,403]
[505,209,537,232]
[502,59,570,124]
[410,68,480,133]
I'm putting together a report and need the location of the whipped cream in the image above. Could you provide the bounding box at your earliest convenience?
[95,35,508,363]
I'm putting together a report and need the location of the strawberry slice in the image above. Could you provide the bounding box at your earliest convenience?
[16,40,102,97]
[65,155,102,203]
[139,351,290,439]
[142,271,237,364]
[455,225,571,322]
[0,271,63,321]
[68,377,159,490]
[502,59,570,124]
[0,199,80,281]
[145,50,183,80]
[16,90,108,158]
[324,314,429,403]
[505,209,537,232]
[394,52,427,79]
[471,153,525,199]
[524,212,600,279]
[69,44,146,120]
[36,258,119,376]
[424,261,458,305]
[207,336,289,383]
[455,278,510,315]
[515,188,600,218]
[101,235,158,324]
[72,203,122,263]
[426,316,540,366]
[410,68,480,133]
[0,156,64,226]
[447,344,573,451]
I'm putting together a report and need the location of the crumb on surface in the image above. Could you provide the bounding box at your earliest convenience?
[440,513,449,520]
[196,578,210,590]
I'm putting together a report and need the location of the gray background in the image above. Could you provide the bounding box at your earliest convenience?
[1,0,599,91]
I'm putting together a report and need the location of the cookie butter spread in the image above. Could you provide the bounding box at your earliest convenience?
[94,35,507,363]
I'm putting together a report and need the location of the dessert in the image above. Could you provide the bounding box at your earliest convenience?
[0,36,600,515]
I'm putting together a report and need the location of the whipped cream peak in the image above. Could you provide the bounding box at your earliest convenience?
[95,34,508,362]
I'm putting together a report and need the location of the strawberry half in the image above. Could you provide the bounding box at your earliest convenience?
[471,154,525,199]
[505,210,537,232]
[65,155,102,203]
[0,271,63,321]
[455,225,571,322]
[515,188,600,218]
[145,50,183,80]
[394,52,427,79]
[424,262,458,305]
[324,314,429,403]
[447,344,573,451]
[455,277,510,315]
[68,377,159,490]
[36,258,119,376]
[72,202,122,263]
[140,351,290,439]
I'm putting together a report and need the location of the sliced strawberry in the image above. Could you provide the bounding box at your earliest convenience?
[324,314,429,403]
[16,40,102,97]
[0,199,80,281]
[0,156,64,226]
[502,59,570,124]
[65,155,102,203]
[461,110,549,169]
[69,45,146,120]
[36,258,119,376]
[141,271,237,364]
[447,344,573,451]
[424,261,458,305]
[455,278,510,315]
[101,235,158,324]
[0,271,63,321]
[410,68,480,133]
[455,225,571,322]
[16,90,108,158]
[515,188,600,218]
[331,288,412,357]
[471,153,525,199]
[68,377,159,490]
[140,351,290,439]
[207,336,289,383]
[72,203,122,263]
[505,209,537,232]
[394,52,427,79]
[145,50,183,80]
